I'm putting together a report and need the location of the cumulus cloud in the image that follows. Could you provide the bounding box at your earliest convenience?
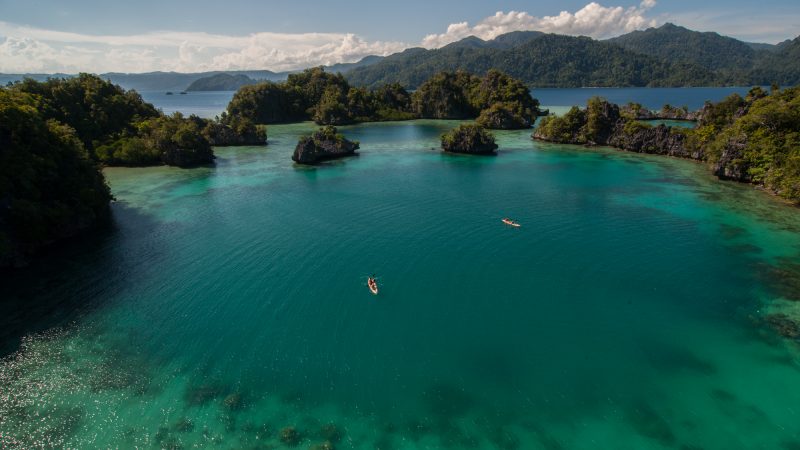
[0,1,665,73]
[0,21,408,73]
[421,0,659,48]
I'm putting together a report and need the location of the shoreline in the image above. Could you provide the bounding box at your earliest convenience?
[533,135,800,209]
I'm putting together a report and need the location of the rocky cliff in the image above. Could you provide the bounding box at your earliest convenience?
[441,124,498,155]
[292,126,359,164]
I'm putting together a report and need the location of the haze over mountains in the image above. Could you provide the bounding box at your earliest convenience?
[0,55,386,91]
[2,24,798,90]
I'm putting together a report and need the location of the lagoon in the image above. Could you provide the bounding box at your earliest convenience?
[2,116,800,448]
[6,79,800,450]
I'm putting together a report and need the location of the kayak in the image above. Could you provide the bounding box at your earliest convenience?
[502,218,520,227]
[368,278,379,295]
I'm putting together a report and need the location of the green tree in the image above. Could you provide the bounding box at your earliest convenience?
[0,89,112,265]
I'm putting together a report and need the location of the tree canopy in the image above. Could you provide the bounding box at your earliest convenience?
[226,67,539,129]
[0,88,112,266]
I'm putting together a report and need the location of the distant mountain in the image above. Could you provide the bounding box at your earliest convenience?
[608,24,800,85]
[607,23,757,79]
[437,31,545,51]
[441,36,489,50]
[746,42,777,51]
[347,26,800,88]
[488,31,545,49]
[1,58,381,92]
[750,37,800,85]
[346,33,716,88]
[2,24,797,91]
[0,70,288,92]
[324,55,383,73]
[102,70,287,91]
[1,73,72,86]
[186,73,257,91]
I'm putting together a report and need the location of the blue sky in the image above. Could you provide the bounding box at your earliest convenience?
[0,0,798,73]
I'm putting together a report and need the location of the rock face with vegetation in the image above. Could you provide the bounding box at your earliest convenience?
[607,122,696,158]
[533,86,800,203]
[292,126,360,164]
[441,124,498,155]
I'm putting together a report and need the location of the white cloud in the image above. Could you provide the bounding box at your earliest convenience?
[0,37,94,73]
[421,0,659,48]
[3,0,795,74]
[0,21,408,73]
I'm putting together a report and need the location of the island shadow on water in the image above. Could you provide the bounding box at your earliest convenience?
[0,205,161,357]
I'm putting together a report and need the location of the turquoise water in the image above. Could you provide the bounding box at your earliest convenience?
[139,91,234,118]
[2,120,800,448]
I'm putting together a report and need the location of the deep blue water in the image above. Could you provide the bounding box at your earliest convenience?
[139,90,234,118]
[534,87,762,110]
[139,87,762,119]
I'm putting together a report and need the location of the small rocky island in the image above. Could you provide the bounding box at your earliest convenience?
[441,124,498,155]
[292,126,360,164]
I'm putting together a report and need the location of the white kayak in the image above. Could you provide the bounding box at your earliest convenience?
[368,278,379,295]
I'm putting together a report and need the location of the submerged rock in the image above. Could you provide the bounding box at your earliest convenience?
[441,124,498,155]
[173,417,194,433]
[319,423,342,443]
[222,392,244,410]
[309,441,335,450]
[292,126,359,165]
[280,426,301,446]
[184,384,223,406]
[766,314,800,340]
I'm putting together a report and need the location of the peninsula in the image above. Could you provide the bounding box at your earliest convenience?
[533,87,800,203]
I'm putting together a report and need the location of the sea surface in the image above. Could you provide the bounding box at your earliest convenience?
[139,87,762,119]
[139,91,235,118]
[2,94,800,449]
[534,87,764,111]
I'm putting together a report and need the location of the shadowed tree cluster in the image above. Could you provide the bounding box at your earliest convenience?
[10,74,266,168]
[0,88,112,266]
[1,74,267,265]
